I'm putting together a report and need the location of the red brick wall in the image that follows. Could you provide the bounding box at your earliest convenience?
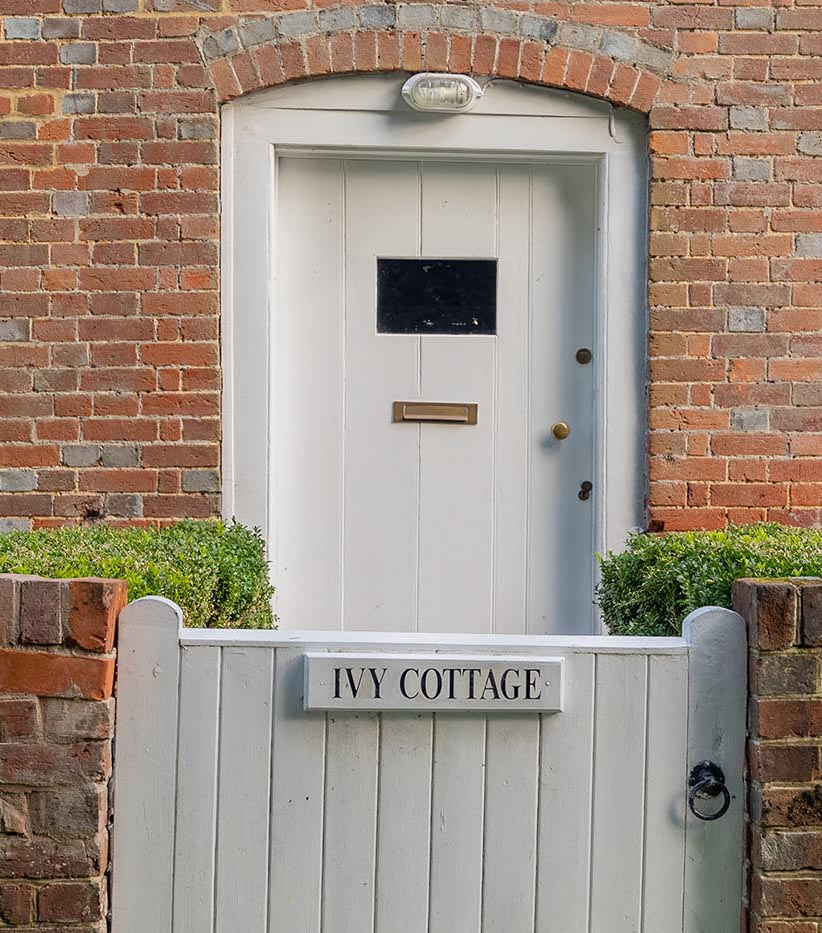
[735,579,822,932]
[2,0,822,529]
[0,573,123,930]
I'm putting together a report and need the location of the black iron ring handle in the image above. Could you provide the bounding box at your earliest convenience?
[688,776,731,822]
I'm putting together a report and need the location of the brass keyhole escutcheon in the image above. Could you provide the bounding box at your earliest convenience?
[551,421,571,441]
[576,348,593,365]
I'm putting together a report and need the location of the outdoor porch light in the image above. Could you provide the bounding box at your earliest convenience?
[401,73,483,113]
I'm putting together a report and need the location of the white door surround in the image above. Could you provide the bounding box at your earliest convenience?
[221,74,649,635]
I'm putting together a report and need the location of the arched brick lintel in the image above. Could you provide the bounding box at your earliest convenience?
[200,15,676,115]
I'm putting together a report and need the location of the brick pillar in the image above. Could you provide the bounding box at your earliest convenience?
[734,579,822,933]
[0,574,126,931]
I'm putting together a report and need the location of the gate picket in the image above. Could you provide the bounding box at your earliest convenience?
[589,654,648,932]
[214,648,274,933]
[642,654,688,929]
[374,713,433,933]
[172,646,220,933]
[481,714,540,932]
[269,647,326,932]
[534,652,595,931]
[428,714,485,933]
[322,711,380,932]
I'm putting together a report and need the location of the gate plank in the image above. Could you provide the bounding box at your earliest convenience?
[269,647,326,932]
[428,714,485,933]
[481,714,539,932]
[589,653,648,933]
[214,648,274,933]
[534,651,594,931]
[322,711,380,932]
[374,713,433,933]
[112,597,181,933]
[173,645,220,933]
[641,653,688,930]
[683,608,747,933]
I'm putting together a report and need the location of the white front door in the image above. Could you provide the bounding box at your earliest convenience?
[222,76,648,636]
[275,156,597,634]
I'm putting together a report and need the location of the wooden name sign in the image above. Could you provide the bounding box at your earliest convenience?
[303,653,564,712]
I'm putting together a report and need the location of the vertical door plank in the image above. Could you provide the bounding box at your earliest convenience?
[214,648,274,933]
[112,597,181,933]
[683,608,747,933]
[269,648,326,933]
[493,166,531,633]
[343,159,421,632]
[274,157,345,630]
[481,714,540,932]
[428,714,485,933]
[589,653,648,933]
[374,713,433,933]
[322,712,380,931]
[173,646,221,933]
[535,651,594,931]
[641,654,688,931]
[528,165,597,634]
[418,162,497,634]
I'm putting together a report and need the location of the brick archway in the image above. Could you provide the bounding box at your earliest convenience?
[196,6,678,114]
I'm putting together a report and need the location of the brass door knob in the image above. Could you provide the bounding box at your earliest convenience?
[551,421,571,441]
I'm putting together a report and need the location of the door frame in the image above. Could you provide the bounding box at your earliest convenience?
[221,74,649,631]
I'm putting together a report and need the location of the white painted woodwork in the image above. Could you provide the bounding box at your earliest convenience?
[111,597,181,933]
[322,711,380,932]
[272,156,598,635]
[534,651,595,931]
[172,646,220,933]
[214,648,273,932]
[374,712,432,933]
[113,598,746,933]
[683,607,747,933]
[642,654,689,930]
[222,75,649,636]
[482,714,540,931]
[268,647,326,930]
[428,713,485,933]
[589,653,647,931]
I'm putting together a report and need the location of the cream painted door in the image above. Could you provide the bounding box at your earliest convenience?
[274,157,597,635]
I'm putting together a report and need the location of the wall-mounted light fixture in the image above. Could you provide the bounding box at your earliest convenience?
[401,73,484,113]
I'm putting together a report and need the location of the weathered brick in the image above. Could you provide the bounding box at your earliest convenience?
[66,579,124,653]
[29,785,105,839]
[0,836,102,879]
[0,882,35,924]
[39,880,104,922]
[734,580,798,650]
[0,740,110,786]
[19,579,65,647]
[0,793,27,835]
[755,654,820,697]
[0,698,39,740]
[802,583,822,647]
[41,698,113,742]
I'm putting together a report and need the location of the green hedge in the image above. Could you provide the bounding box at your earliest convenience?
[597,523,822,637]
[0,520,274,629]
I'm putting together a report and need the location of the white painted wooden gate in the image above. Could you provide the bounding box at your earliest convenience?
[112,599,746,933]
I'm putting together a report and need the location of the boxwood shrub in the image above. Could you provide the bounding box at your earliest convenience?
[0,519,274,629]
[598,523,822,637]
